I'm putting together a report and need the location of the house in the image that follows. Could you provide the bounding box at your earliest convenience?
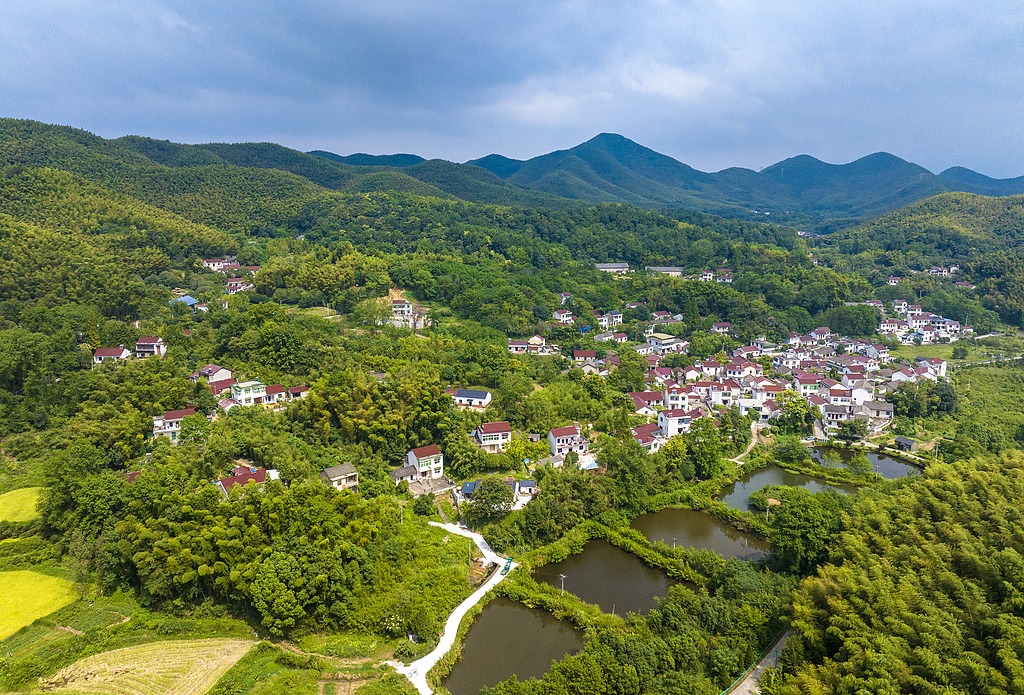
[519,480,537,497]
[92,346,131,365]
[658,409,694,437]
[288,386,310,400]
[134,337,166,358]
[226,278,254,294]
[712,322,731,334]
[169,295,202,311]
[389,465,418,486]
[915,357,947,378]
[217,466,279,495]
[459,480,480,500]
[208,378,236,395]
[152,407,196,443]
[645,266,685,277]
[633,342,656,356]
[203,257,230,272]
[231,380,267,406]
[475,421,512,453]
[895,436,918,453]
[548,425,589,457]
[888,276,902,285]
[629,391,664,417]
[700,270,715,282]
[553,309,574,324]
[407,444,444,479]
[190,364,233,383]
[451,389,492,409]
[595,262,630,273]
[264,384,288,404]
[632,423,664,452]
[320,463,359,491]
[558,292,572,305]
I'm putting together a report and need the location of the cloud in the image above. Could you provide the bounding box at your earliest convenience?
[0,1,1023,175]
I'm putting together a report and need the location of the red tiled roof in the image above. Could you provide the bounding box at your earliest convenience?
[208,378,236,394]
[265,384,286,395]
[219,467,267,491]
[411,444,442,457]
[136,336,162,344]
[479,421,512,434]
[94,347,128,357]
[163,407,196,421]
[288,386,309,396]
[549,425,579,437]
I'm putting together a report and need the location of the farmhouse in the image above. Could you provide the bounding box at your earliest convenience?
[92,346,131,365]
[134,337,166,358]
[548,425,589,457]
[475,421,512,453]
[450,388,492,409]
[320,463,359,491]
[407,444,445,479]
[152,407,196,443]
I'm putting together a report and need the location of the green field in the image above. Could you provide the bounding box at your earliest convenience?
[0,487,42,522]
[0,570,77,640]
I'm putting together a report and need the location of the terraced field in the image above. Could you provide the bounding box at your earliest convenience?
[0,570,77,639]
[0,486,42,522]
[41,638,255,695]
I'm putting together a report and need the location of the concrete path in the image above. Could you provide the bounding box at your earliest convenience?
[392,523,515,695]
[731,422,765,464]
[726,632,789,695]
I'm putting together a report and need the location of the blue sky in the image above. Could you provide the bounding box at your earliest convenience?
[3,1,1024,176]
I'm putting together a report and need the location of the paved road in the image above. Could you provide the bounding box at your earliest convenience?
[392,523,515,695]
[726,632,789,695]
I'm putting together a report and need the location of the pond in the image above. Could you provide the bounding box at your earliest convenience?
[719,465,856,511]
[443,597,584,695]
[534,539,676,615]
[810,446,920,479]
[631,507,769,561]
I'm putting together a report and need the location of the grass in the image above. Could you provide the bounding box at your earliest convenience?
[40,638,255,695]
[0,570,77,640]
[0,486,42,522]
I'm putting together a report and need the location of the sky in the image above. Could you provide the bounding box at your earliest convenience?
[2,1,1024,177]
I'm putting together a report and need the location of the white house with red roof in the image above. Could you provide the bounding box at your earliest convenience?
[407,445,444,479]
[264,384,288,404]
[92,346,131,365]
[134,337,166,358]
[553,308,574,324]
[658,409,695,437]
[475,422,512,453]
[548,425,588,457]
[711,322,731,334]
[629,391,664,417]
[190,364,233,384]
[632,423,664,452]
[153,407,197,443]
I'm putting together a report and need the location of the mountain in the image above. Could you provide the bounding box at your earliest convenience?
[309,151,425,167]
[469,133,1024,227]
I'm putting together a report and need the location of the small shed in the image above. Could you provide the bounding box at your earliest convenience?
[894,436,918,453]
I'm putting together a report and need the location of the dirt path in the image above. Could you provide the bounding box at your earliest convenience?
[731,422,764,464]
[392,523,515,695]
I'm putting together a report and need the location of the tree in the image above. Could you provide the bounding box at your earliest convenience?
[658,436,694,481]
[599,438,653,514]
[687,418,723,479]
[775,390,814,434]
[952,345,969,360]
[463,475,514,528]
[769,489,843,574]
[835,419,868,444]
[846,451,872,475]
[178,413,212,444]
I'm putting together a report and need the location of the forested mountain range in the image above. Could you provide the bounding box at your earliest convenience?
[463,133,1024,226]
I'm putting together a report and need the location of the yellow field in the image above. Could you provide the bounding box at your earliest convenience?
[0,570,77,639]
[0,487,42,522]
[41,638,255,695]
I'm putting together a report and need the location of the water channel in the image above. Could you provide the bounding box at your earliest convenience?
[719,465,857,511]
[631,507,770,561]
[534,539,677,615]
[810,446,920,479]
[443,597,584,695]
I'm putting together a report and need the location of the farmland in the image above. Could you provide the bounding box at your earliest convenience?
[0,570,77,640]
[0,487,42,523]
[40,638,255,695]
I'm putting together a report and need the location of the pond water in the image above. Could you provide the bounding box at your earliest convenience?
[631,507,770,561]
[443,597,584,695]
[719,465,856,511]
[810,447,919,479]
[534,539,676,615]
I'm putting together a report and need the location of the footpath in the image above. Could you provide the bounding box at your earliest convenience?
[392,523,515,695]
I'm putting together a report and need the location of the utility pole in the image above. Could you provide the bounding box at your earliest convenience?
[559,574,566,595]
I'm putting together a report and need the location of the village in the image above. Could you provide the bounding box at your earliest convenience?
[83,256,960,514]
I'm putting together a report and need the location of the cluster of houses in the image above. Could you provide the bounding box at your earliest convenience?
[202,257,260,296]
[93,336,168,365]
[878,300,970,344]
[151,365,310,443]
[594,262,733,284]
[619,343,948,452]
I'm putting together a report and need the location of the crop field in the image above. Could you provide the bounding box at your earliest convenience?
[0,570,77,640]
[0,486,42,522]
[41,638,256,695]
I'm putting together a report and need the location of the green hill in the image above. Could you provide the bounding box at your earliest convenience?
[309,150,425,167]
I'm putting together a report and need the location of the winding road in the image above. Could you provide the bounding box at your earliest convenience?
[725,632,790,695]
[393,522,516,695]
